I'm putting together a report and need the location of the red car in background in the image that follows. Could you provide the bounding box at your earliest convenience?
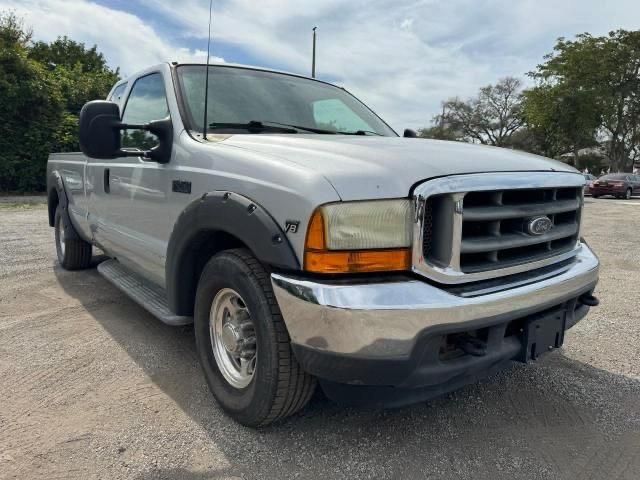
[591,173,640,199]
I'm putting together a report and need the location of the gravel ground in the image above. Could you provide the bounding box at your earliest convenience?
[0,197,639,480]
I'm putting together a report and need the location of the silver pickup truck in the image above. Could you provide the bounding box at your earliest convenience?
[47,62,600,427]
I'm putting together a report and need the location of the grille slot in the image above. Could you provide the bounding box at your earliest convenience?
[422,198,434,259]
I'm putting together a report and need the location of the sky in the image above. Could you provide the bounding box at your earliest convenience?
[2,0,639,131]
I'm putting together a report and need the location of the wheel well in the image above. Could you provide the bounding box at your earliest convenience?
[48,188,59,227]
[172,230,248,316]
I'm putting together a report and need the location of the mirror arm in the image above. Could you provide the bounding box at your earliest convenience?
[115,149,152,158]
[111,117,172,163]
[113,122,147,131]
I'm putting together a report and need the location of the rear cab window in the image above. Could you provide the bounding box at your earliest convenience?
[108,82,128,107]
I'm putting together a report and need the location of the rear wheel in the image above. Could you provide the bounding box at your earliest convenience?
[592,195,600,198]
[54,205,92,270]
[194,249,316,427]
[625,188,632,200]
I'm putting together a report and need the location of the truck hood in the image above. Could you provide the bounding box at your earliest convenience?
[220,135,579,201]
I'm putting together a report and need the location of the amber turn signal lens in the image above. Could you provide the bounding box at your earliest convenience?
[305,209,326,250]
[304,249,411,274]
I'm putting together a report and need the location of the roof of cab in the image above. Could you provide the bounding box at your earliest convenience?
[115,61,339,89]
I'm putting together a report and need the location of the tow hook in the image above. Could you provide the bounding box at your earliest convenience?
[455,334,488,357]
[578,293,599,307]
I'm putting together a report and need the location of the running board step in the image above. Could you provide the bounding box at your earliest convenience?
[97,259,192,326]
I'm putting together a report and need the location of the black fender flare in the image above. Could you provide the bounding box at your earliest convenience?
[48,171,81,240]
[166,191,300,315]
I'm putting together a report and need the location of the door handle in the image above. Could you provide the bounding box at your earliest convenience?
[104,168,110,194]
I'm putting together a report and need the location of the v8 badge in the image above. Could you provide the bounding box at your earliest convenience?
[284,220,300,234]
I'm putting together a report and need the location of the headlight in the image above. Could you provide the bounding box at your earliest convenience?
[304,199,413,274]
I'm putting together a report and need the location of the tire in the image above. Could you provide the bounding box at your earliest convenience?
[625,188,632,200]
[54,205,92,270]
[592,195,599,199]
[194,249,316,427]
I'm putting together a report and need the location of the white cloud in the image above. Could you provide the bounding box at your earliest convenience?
[0,0,223,77]
[138,0,640,130]
[399,18,414,31]
[3,0,639,131]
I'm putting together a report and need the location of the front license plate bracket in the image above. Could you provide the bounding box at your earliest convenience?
[517,309,566,362]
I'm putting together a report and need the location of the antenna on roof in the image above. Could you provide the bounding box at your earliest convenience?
[311,27,317,78]
[202,0,213,140]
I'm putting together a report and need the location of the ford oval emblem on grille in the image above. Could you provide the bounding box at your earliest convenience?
[527,216,553,235]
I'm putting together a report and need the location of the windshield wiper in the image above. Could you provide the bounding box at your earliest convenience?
[208,121,298,133]
[209,120,338,135]
[266,122,383,136]
[207,120,383,136]
[259,121,338,134]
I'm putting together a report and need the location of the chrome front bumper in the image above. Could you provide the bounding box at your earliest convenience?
[271,243,599,359]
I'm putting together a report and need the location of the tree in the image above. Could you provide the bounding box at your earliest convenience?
[417,106,460,141]
[420,77,525,147]
[522,83,601,165]
[528,31,640,171]
[0,12,119,192]
[29,36,119,116]
[0,12,64,192]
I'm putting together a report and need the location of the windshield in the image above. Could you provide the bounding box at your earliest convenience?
[176,65,396,136]
[601,174,628,180]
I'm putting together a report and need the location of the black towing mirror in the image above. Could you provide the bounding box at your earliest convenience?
[79,101,121,159]
[78,100,173,163]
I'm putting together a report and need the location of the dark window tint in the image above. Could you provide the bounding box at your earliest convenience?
[108,82,128,107]
[121,73,169,149]
[176,66,396,136]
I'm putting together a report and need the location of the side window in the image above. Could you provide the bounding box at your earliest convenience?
[312,98,374,133]
[121,73,169,150]
[107,82,128,107]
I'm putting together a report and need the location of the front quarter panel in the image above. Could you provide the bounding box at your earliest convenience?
[168,131,342,263]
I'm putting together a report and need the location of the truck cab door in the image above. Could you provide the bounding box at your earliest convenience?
[89,72,173,285]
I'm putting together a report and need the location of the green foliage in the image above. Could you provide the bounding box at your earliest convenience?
[524,30,640,170]
[575,153,606,174]
[0,12,119,192]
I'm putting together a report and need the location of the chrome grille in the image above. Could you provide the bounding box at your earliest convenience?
[458,187,581,272]
[413,172,585,284]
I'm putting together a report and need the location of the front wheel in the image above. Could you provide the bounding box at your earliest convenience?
[625,188,632,200]
[194,249,316,427]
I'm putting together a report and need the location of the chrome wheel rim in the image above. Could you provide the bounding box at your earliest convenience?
[57,218,66,257]
[210,288,257,388]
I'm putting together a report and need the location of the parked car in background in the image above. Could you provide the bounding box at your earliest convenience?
[583,173,596,195]
[591,173,639,199]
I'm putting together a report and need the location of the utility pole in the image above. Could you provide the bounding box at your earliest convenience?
[311,27,317,78]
